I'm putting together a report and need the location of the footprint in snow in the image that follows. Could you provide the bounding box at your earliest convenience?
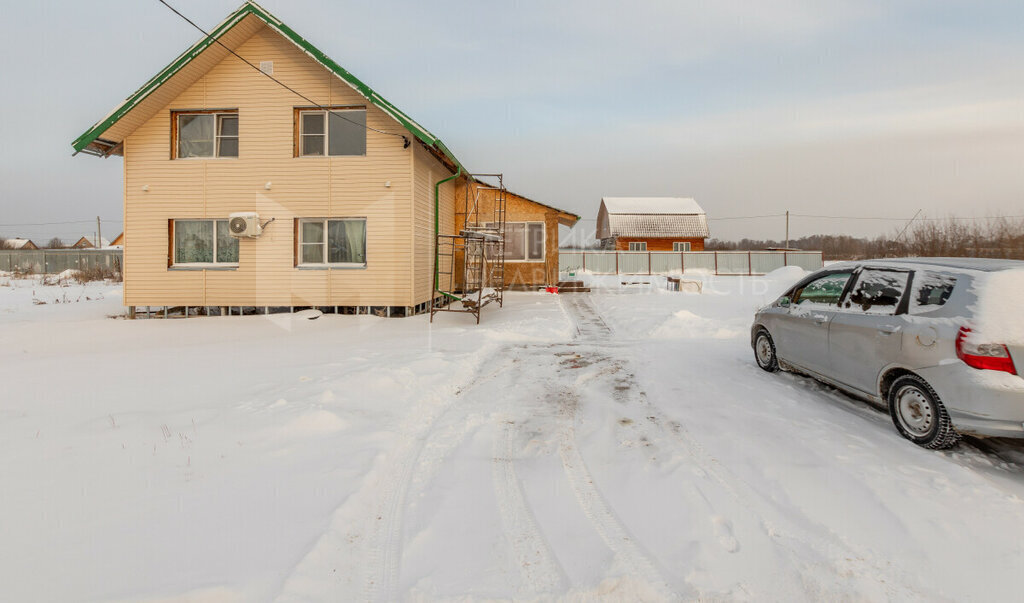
[712,516,740,553]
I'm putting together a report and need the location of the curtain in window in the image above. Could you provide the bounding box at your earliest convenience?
[216,220,239,263]
[175,221,213,263]
[328,220,366,264]
[178,115,214,158]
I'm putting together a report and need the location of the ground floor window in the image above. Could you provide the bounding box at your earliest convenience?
[673,242,691,252]
[297,218,367,266]
[502,222,545,261]
[628,241,647,251]
[172,219,238,265]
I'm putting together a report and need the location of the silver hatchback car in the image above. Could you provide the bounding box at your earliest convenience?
[752,258,1024,449]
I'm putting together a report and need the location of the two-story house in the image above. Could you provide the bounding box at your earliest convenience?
[73,1,577,317]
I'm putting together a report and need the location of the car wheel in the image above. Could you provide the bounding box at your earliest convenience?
[888,374,960,450]
[754,329,779,373]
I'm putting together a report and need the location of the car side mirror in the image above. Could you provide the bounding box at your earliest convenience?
[778,296,791,307]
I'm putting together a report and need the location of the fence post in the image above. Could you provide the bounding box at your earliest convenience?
[648,251,652,275]
[714,252,719,275]
[582,252,586,272]
[784,251,789,267]
[615,252,619,275]
[748,251,752,276]
[680,251,685,274]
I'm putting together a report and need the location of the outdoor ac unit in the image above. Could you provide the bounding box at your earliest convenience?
[228,212,262,238]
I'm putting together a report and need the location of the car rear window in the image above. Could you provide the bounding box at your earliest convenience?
[847,269,910,314]
[909,272,957,315]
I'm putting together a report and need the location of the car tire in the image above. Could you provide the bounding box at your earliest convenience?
[888,374,960,450]
[754,329,780,373]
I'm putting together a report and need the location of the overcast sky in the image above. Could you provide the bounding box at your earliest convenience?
[1,0,1022,244]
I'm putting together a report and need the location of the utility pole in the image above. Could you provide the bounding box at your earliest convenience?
[785,210,790,250]
[96,216,102,249]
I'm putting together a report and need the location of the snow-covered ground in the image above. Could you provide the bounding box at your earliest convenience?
[3,271,1024,602]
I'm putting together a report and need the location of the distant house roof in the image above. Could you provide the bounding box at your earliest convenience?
[4,238,38,250]
[71,236,111,249]
[110,232,124,246]
[70,1,465,173]
[597,197,709,239]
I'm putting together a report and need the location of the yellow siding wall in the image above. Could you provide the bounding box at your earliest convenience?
[123,24,426,308]
[411,145,456,305]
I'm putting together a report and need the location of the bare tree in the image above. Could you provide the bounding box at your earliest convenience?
[46,237,65,249]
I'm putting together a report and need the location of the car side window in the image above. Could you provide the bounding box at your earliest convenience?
[845,269,910,314]
[908,271,957,315]
[792,272,852,306]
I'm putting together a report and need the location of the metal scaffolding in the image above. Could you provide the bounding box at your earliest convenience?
[431,173,507,324]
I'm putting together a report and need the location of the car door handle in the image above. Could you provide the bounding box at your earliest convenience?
[877,325,900,335]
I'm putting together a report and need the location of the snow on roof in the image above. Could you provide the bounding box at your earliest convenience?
[601,197,705,215]
[597,197,709,239]
[4,239,35,250]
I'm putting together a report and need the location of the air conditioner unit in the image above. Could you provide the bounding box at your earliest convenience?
[228,212,262,238]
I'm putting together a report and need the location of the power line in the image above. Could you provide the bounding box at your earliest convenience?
[155,0,410,148]
[792,213,1024,221]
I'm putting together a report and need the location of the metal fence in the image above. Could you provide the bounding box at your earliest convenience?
[0,249,123,274]
[558,250,823,275]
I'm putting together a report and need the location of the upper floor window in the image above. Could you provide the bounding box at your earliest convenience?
[628,241,647,251]
[297,108,366,157]
[174,111,238,159]
[673,242,691,252]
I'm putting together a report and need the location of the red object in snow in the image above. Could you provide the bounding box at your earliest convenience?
[545,286,559,294]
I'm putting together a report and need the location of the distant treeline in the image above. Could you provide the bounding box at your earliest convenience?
[705,217,1024,261]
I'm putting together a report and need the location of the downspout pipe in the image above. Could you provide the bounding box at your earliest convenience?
[433,166,462,300]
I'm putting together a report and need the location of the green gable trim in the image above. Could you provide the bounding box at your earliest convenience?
[71,1,465,172]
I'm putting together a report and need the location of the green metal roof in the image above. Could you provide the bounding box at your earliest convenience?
[71,1,465,171]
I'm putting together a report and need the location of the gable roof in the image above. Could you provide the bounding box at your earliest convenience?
[71,1,465,172]
[601,197,705,215]
[597,197,709,239]
[4,239,38,250]
[472,178,580,227]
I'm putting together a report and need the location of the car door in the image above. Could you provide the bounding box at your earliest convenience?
[828,267,913,396]
[772,270,854,375]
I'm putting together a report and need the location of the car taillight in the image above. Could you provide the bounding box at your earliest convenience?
[957,327,1018,375]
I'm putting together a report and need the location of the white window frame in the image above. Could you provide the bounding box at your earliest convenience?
[297,108,367,157]
[171,219,239,267]
[297,218,367,268]
[673,242,691,252]
[628,241,647,251]
[173,111,238,159]
[499,221,545,263]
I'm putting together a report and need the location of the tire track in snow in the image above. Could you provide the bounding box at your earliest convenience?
[554,388,684,600]
[565,293,939,600]
[492,416,568,596]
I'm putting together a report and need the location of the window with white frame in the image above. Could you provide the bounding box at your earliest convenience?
[298,108,367,156]
[172,219,238,265]
[501,222,544,261]
[673,242,691,252]
[174,111,238,158]
[628,241,647,251]
[298,218,367,266]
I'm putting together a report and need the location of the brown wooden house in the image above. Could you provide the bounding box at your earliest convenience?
[596,197,708,251]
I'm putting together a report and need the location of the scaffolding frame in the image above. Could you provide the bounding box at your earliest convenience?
[431,173,507,324]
